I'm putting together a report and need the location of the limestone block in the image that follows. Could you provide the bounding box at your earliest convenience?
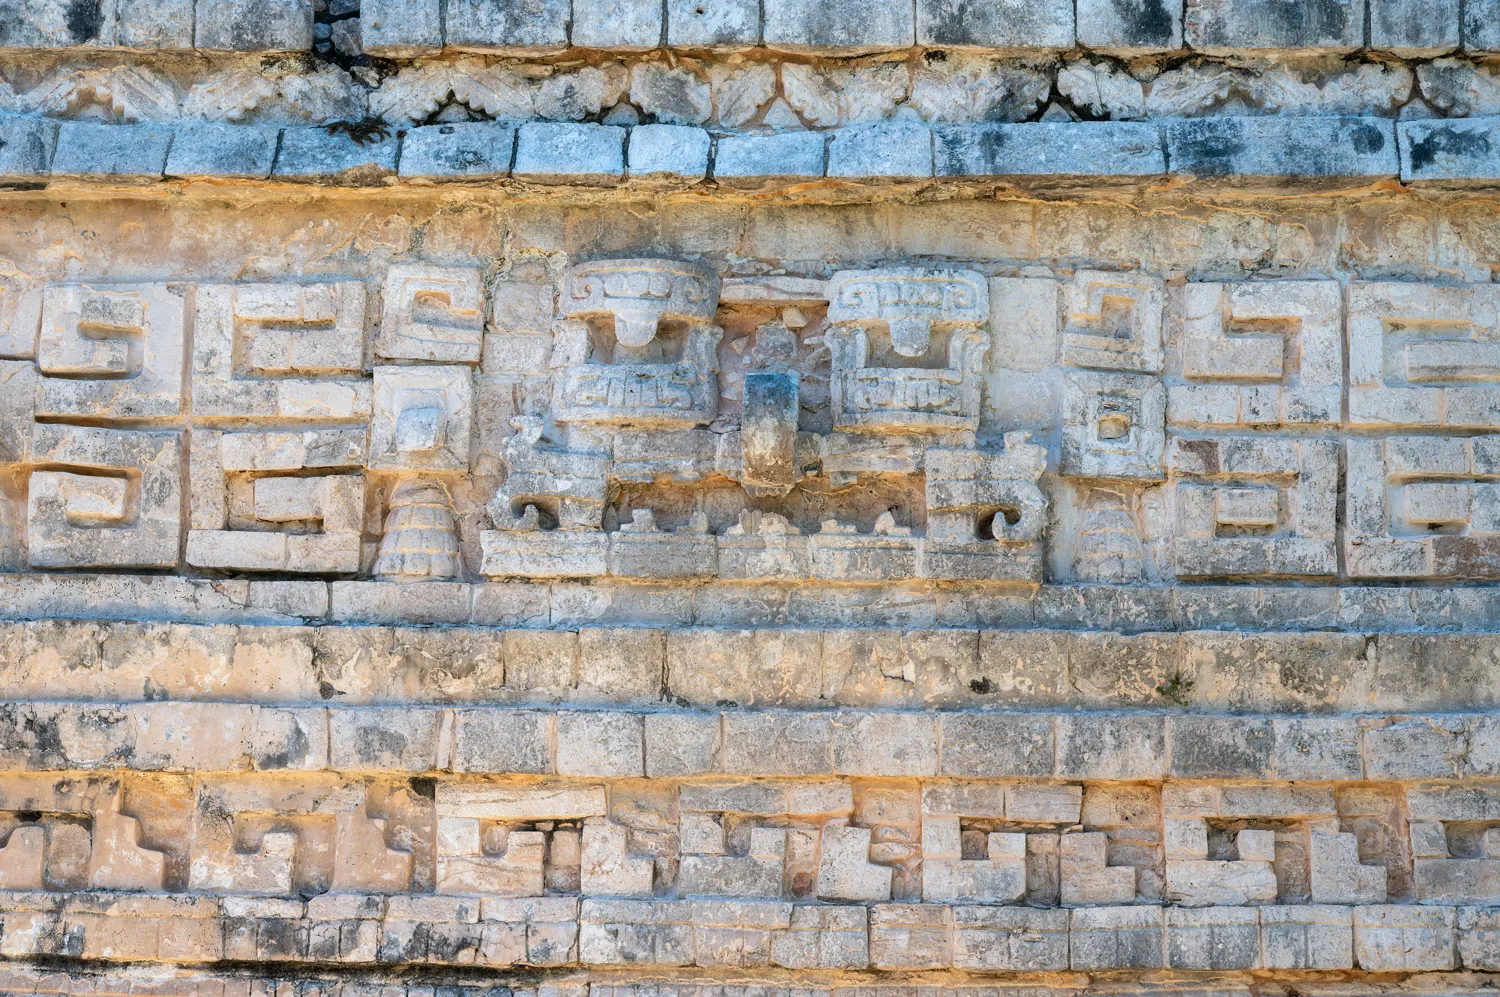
[377,265,485,364]
[370,366,472,470]
[937,122,1165,178]
[35,282,187,420]
[827,124,933,179]
[1060,832,1136,905]
[690,898,791,967]
[580,820,654,895]
[400,123,516,180]
[1354,905,1457,970]
[1167,906,1260,970]
[1309,831,1387,903]
[1166,854,1277,906]
[513,123,625,184]
[0,825,45,890]
[50,123,170,180]
[1185,0,1365,52]
[1061,371,1165,479]
[273,128,399,185]
[678,827,785,897]
[195,0,315,51]
[435,784,603,894]
[1056,270,1165,374]
[1260,905,1354,969]
[1170,436,1338,579]
[816,825,892,901]
[713,132,825,183]
[1057,714,1167,780]
[361,0,441,55]
[572,0,662,47]
[1459,906,1500,969]
[627,125,710,180]
[666,0,757,46]
[0,0,116,46]
[1348,282,1500,429]
[922,826,1026,903]
[936,714,1056,777]
[1167,280,1342,429]
[0,117,58,179]
[869,903,952,969]
[186,474,364,574]
[643,714,726,776]
[578,899,693,965]
[722,712,830,775]
[556,712,643,777]
[762,0,912,49]
[445,0,568,51]
[165,123,277,179]
[1070,906,1165,970]
[951,905,1068,970]
[608,525,718,580]
[1415,856,1500,904]
[1346,434,1500,579]
[481,531,608,578]
[1466,0,1500,50]
[771,905,868,969]
[450,710,552,773]
[87,798,167,890]
[1371,0,1459,54]
[1077,0,1182,52]
[192,283,369,421]
[1167,117,1397,181]
[917,0,1072,47]
[27,426,180,570]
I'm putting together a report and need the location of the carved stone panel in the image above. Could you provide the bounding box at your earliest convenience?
[1347,434,1500,579]
[1349,281,1500,429]
[1169,437,1338,578]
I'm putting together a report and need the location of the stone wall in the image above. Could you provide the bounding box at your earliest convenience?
[6,1,1500,994]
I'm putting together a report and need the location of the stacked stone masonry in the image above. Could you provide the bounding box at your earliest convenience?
[10,0,1500,995]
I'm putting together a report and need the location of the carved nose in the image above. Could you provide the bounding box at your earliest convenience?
[613,309,662,348]
[888,318,931,358]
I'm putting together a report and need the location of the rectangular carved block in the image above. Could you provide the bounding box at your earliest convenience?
[1169,437,1337,578]
[1349,281,1500,429]
[1167,280,1342,429]
[1348,435,1500,578]
[35,283,187,421]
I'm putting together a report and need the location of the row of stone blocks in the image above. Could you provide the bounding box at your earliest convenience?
[14,572,1500,636]
[5,699,1497,782]
[11,614,1500,714]
[0,891,1494,974]
[6,115,1500,187]
[5,0,1497,57]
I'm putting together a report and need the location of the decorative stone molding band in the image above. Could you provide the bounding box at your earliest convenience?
[4,115,1494,187]
[2,0,1495,57]
[0,699,1493,779]
[10,572,1500,636]
[5,617,1500,714]
[0,891,1494,974]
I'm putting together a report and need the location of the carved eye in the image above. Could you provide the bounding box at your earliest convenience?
[1097,413,1132,441]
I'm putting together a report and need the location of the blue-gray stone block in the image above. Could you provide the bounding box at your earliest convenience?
[827,123,933,179]
[51,122,173,180]
[273,126,399,184]
[399,122,516,180]
[513,122,625,183]
[917,0,1074,48]
[1400,118,1500,183]
[1371,0,1460,54]
[165,122,277,179]
[627,124,710,179]
[763,0,914,51]
[1167,116,1397,180]
[713,131,825,181]
[1077,0,1183,53]
[445,0,569,50]
[937,122,1165,178]
[0,116,59,180]
[1185,0,1365,53]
